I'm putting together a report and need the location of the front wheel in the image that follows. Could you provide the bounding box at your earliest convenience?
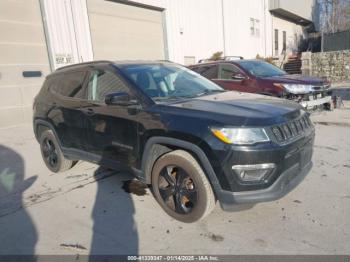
[39,130,76,173]
[151,150,216,223]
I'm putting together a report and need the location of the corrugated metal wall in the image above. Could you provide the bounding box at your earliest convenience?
[0,0,313,128]
[41,0,93,69]
[162,0,225,64]
[133,0,272,63]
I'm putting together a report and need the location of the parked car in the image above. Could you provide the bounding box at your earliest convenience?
[188,59,332,110]
[33,61,314,223]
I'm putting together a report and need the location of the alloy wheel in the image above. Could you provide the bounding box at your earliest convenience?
[42,138,58,168]
[158,166,198,214]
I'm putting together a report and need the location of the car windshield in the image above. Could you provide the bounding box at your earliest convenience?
[237,60,287,77]
[120,63,224,101]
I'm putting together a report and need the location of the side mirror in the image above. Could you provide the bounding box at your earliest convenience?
[105,92,137,106]
[231,73,246,80]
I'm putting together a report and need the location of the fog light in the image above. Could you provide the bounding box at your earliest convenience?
[232,163,276,182]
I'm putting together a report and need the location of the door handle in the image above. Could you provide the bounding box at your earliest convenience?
[81,108,95,116]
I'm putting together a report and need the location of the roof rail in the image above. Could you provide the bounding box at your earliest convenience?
[198,56,244,63]
[198,58,213,63]
[56,60,112,71]
[156,59,174,63]
[223,56,244,60]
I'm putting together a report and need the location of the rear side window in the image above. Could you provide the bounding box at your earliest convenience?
[190,66,202,73]
[191,65,218,79]
[49,71,86,99]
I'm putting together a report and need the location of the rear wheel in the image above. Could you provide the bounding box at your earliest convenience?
[39,130,76,173]
[151,150,216,223]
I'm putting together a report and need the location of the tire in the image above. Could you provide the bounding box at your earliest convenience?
[39,130,75,173]
[151,150,216,223]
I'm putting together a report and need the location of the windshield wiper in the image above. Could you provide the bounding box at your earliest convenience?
[194,89,226,97]
[152,96,192,101]
[153,90,225,101]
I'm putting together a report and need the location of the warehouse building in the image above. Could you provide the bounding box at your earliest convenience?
[0,0,314,127]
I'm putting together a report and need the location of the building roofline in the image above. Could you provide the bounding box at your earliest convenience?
[106,0,164,12]
[270,8,312,26]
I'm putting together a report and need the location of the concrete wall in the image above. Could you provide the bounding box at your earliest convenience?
[0,0,50,128]
[279,0,314,21]
[269,0,314,21]
[302,50,350,82]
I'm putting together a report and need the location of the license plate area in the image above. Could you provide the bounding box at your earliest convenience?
[308,93,322,101]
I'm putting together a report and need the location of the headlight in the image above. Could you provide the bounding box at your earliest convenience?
[210,127,270,145]
[278,84,313,94]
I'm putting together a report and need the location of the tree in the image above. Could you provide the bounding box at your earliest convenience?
[209,51,223,61]
[318,0,350,33]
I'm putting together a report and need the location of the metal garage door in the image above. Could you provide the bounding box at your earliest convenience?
[87,0,166,60]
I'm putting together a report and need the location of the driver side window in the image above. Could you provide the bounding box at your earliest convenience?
[87,70,130,102]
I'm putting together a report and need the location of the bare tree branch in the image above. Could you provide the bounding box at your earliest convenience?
[318,0,350,33]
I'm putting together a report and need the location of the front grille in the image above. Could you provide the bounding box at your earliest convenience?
[271,114,312,143]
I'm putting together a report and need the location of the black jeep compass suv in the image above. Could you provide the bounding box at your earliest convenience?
[33,61,314,223]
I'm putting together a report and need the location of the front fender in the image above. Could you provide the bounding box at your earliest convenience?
[140,136,222,196]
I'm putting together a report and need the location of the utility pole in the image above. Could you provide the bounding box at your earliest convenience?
[332,0,337,33]
[221,0,226,56]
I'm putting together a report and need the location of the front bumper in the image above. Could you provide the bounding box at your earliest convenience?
[300,96,332,109]
[284,88,332,110]
[219,161,312,210]
[209,128,315,210]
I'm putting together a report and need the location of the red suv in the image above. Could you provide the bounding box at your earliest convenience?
[189,59,332,110]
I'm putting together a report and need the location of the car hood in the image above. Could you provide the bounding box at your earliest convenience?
[261,74,326,85]
[159,91,303,126]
